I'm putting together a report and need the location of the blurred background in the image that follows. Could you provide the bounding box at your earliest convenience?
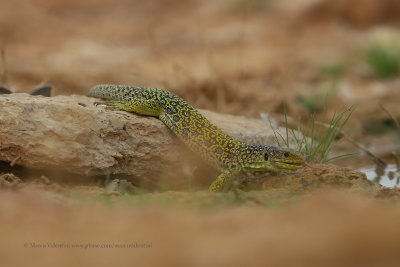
[1,0,400,169]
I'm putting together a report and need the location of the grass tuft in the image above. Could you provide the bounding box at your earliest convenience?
[365,44,400,79]
[268,107,356,163]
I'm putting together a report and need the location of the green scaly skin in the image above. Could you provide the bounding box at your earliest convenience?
[88,84,305,192]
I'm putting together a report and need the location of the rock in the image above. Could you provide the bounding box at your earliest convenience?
[0,173,22,189]
[105,179,122,196]
[32,175,51,185]
[106,178,137,195]
[0,93,294,189]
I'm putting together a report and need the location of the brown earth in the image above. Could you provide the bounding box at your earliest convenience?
[1,0,400,265]
[1,183,400,267]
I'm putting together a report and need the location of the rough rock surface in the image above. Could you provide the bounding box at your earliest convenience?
[0,93,299,188]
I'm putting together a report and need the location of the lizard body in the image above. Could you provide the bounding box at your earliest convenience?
[88,84,304,191]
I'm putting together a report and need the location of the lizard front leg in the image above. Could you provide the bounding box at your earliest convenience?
[209,168,241,192]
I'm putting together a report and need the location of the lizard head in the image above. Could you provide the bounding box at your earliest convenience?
[241,145,306,171]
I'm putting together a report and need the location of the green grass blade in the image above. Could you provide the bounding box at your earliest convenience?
[326,152,360,163]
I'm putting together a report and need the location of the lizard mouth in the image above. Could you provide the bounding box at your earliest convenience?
[273,161,304,170]
[242,160,321,171]
[274,161,321,170]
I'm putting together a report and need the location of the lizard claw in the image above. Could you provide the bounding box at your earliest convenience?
[93,100,120,111]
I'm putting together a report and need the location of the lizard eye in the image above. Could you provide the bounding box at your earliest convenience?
[264,153,269,161]
[284,152,289,157]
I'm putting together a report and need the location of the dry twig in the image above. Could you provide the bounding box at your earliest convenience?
[378,102,400,132]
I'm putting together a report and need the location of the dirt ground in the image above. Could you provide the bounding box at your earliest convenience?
[1,0,400,266]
